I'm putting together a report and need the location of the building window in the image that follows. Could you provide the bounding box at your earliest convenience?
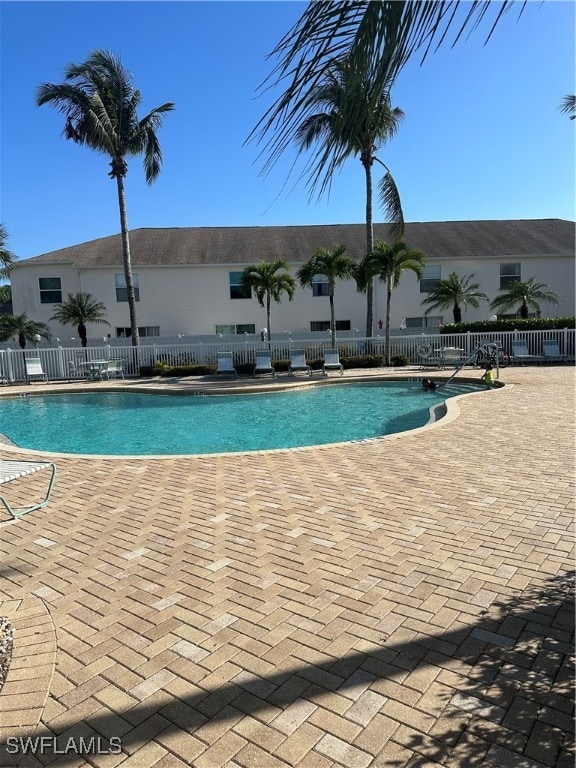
[116,326,159,338]
[312,275,330,296]
[420,265,441,293]
[229,272,251,300]
[500,263,521,289]
[405,316,443,329]
[39,277,62,304]
[115,274,140,302]
[310,320,351,332]
[215,324,256,335]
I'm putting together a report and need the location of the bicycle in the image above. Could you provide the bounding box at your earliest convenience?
[473,340,510,369]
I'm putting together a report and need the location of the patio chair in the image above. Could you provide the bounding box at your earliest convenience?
[511,339,544,365]
[322,348,343,376]
[25,356,48,383]
[106,358,125,379]
[542,339,575,363]
[0,459,57,519]
[288,348,311,377]
[216,352,237,378]
[67,360,87,382]
[253,350,276,378]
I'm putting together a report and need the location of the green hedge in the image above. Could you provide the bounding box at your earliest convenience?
[440,316,575,334]
[139,353,387,378]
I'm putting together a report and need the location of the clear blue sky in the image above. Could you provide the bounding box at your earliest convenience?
[1,0,574,262]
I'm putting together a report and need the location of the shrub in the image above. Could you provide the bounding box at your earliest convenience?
[340,354,384,368]
[440,316,575,334]
[390,354,409,367]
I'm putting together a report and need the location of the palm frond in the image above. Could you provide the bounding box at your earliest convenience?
[560,94,576,119]
[250,1,525,172]
[377,170,404,240]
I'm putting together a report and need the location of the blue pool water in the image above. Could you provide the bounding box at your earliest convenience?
[0,382,481,455]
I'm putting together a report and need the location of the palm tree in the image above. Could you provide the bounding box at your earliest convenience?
[293,55,405,337]
[421,271,489,324]
[0,285,11,306]
[0,314,51,349]
[297,244,357,347]
[240,261,296,344]
[560,94,576,120]
[360,240,426,365]
[0,224,16,279]
[50,292,110,348]
[36,50,174,347]
[490,277,559,319]
[254,1,525,164]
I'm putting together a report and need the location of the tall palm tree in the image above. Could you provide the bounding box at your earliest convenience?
[560,94,576,120]
[297,244,357,347]
[36,50,174,347]
[0,224,16,279]
[490,277,559,319]
[421,271,489,324]
[50,292,110,348]
[0,314,51,349]
[240,260,296,344]
[293,56,405,337]
[360,240,426,365]
[254,1,525,165]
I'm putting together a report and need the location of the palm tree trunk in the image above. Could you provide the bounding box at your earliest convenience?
[266,294,271,349]
[362,157,374,338]
[115,175,140,347]
[385,281,392,366]
[329,290,336,348]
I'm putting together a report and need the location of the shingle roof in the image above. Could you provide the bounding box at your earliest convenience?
[15,219,575,268]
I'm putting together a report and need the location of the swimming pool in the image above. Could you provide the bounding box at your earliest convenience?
[0,382,482,456]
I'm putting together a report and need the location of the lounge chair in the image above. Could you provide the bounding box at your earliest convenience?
[511,339,544,365]
[25,356,48,383]
[288,348,311,377]
[542,339,575,363]
[323,348,343,376]
[216,352,237,378]
[106,358,125,379]
[0,459,57,519]
[253,350,276,378]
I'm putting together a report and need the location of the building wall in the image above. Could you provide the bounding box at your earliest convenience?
[10,251,575,341]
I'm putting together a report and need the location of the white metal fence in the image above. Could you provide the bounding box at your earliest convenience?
[1,328,573,383]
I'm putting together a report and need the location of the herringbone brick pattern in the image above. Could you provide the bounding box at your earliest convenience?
[0,366,574,767]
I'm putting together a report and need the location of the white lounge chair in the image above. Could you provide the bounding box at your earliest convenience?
[323,348,343,376]
[216,352,237,378]
[288,349,311,377]
[25,356,48,383]
[511,339,543,365]
[0,460,57,519]
[106,359,125,379]
[542,339,575,363]
[253,350,276,378]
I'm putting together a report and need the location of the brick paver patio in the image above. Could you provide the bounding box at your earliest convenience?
[0,365,574,768]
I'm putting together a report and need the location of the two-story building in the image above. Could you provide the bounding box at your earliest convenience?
[10,218,575,341]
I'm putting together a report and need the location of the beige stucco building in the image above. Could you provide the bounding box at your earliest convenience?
[10,219,575,341]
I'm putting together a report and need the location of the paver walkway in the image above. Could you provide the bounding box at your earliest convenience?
[0,366,574,768]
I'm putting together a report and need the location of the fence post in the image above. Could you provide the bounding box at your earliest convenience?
[6,348,14,383]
